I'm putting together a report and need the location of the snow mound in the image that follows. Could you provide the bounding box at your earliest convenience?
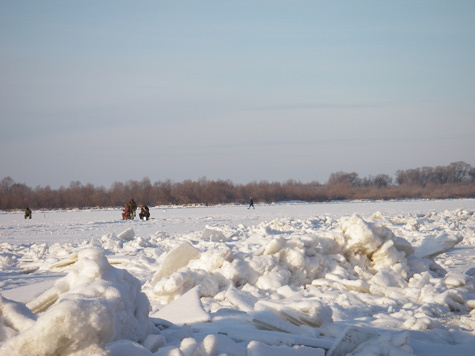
[0,246,152,355]
[201,225,226,241]
[414,233,463,259]
[117,227,135,241]
[151,243,201,286]
[151,286,210,325]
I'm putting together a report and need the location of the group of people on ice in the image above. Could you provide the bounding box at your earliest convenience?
[122,197,255,220]
[122,196,255,219]
[122,199,150,221]
[23,197,255,221]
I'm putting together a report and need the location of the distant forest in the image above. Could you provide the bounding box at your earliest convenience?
[1,161,474,210]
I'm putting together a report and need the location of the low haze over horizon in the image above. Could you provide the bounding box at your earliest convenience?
[1,1,474,189]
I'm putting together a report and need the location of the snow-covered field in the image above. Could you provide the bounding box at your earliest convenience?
[1,199,475,355]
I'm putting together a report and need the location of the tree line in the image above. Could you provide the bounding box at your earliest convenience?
[1,161,474,210]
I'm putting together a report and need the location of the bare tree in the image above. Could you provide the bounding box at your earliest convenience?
[0,161,473,210]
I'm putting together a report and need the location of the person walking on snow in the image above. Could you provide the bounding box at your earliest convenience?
[248,197,255,209]
[24,207,32,219]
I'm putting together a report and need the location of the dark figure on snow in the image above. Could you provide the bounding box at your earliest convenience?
[122,204,131,220]
[248,197,255,209]
[24,207,32,219]
[128,199,137,219]
[139,205,150,221]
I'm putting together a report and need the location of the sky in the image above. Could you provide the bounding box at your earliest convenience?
[1,1,474,189]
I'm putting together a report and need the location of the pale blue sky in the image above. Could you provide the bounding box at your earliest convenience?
[1,1,474,188]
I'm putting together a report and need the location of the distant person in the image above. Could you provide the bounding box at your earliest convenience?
[122,204,131,220]
[128,199,137,219]
[248,197,255,209]
[24,207,32,219]
[139,205,150,221]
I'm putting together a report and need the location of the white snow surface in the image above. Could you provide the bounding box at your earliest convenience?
[1,199,475,355]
